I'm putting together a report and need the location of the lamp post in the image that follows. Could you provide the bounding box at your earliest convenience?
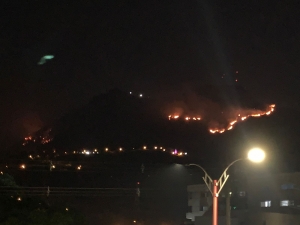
[186,148,265,225]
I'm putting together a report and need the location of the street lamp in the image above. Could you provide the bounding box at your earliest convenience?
[186,148,265,225]
[247,148,265,163]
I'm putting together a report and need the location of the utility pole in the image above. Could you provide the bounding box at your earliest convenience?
[226,191,231,225]
[47,186,50,197]
[212,180,218,225]
[47,161,55,204]
[134,182,141,224]
[141,164,145,173]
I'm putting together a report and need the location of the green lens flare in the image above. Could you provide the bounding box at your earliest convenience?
[38,55,54,65]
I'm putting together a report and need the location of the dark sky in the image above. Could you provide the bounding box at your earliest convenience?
[1,0,300,137]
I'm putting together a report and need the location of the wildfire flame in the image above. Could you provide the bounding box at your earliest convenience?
[22,129,53,146]
[169,115,201,121]
[168,104,275,134]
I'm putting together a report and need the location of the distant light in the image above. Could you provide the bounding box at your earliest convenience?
[28,155,33,159]
[119,148,123,151]
[105,148,108,152]
[0,171,3,175]
[143,146,147,150]
[17,197,21,201]
[229,192,232,195]
[248,148,265,163]
[185,152,187,155]
[77,165,81,170]
[51,165,55,169]
[66,208,68,211]
[160,147,162,149]
[163,149,165,151]
[154,146,157,150]
[130,92,132,94]
[20,164,26,169]
[139,94,143,97]
[94,149,97,152]
[133,220,136,223]
[85,151,90,155]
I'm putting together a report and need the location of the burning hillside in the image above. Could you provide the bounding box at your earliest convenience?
[163,86,276,134]
[23,128,53,146]
[19,88,277,153]
[168,104,275,134]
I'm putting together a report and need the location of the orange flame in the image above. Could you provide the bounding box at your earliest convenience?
[169,104,275,134]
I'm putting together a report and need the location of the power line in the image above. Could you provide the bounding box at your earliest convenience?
[0,186,185,198]
[0,186,185,191]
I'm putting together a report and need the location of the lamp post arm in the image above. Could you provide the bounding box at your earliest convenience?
[186,164,214,195]
[216,158,245,195]
[222,158,245,177]
[187,164,210,177]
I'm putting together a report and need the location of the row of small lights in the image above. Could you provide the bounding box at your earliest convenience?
[55,146,165,153]
[129,92,143,98]
[20,149,186,171]
[28,146,176,158]
[3,163,81,171]
[19,163,82,171]
[25,147,187,163]
[76,146,187,156]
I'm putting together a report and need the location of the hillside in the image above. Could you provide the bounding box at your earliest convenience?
[15,87,300,169]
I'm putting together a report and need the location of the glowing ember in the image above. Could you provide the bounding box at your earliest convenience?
[169,115,201,121]
[230,120,237,125]
[251,114,261,117]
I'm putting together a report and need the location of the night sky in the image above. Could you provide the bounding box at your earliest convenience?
[1,0,300,138]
